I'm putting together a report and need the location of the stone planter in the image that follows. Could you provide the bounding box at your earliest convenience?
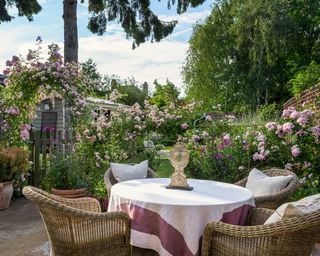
[0,181,14,210]
[51,187,86,198]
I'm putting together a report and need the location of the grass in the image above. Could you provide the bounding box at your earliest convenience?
[156,159,174,178]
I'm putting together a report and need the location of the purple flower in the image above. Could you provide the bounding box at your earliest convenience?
[253,149,269,161]
[215,153,223,160]
[78,99,87,108]
[180,123,189,129]
[223,133,231,145]
[282,122,294,133]
[296,129,307,136]
[265,122,277,131]
[291,145,300,157]
[289,110,299,119]
[296,110,313,126]
[282,107,296,119]
[5,60,12,67]
[303,161,311,169]
[11,55,20,65]
[5,107,20,115]
[256,133,266,143]
[276,125,284,138]
[227,154,233,160]
[20,124,31,141]
[311,125,320,139]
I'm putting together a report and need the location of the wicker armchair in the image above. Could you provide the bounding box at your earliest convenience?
[202,207,320,256]
[235,168,298,209]
[22,186,131,256]
[104,167,156,197]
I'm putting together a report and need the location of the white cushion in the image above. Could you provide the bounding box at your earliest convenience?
[111,160,148,182]
[245,168,292,197]
[265,193,320,224]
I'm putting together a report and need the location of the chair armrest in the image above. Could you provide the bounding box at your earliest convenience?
[234,177,246,187]
[201,210,320,256]
[247,208,274,225]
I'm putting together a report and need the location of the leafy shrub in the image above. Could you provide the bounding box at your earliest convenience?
[185,106,320,198]
[41,151,88,190]
[0,146,29,182]
[257,103,279,121]
[290,61,320,96]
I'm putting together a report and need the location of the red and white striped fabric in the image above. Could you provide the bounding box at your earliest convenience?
[108,178,254,256]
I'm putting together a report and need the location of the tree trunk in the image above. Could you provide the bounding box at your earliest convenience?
[63,0,78,63]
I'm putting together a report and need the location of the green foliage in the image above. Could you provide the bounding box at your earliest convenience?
[257,103,279,121]
[0,146,29,182]
[290,174,319,201]
[184,0,320,111]
[149,79,180,108]
[1,43,95,146]
[290,61,320,96]
[155,159,174,178]
[0,0,42,23]
[86,0,206,47]
[185,106,320,200]
[41,152,88,190]
[114,79,148,106]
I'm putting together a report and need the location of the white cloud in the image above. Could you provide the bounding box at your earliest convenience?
[159,9,211,25]
[79,34,189,91]
[0,7,212,94]
[0,32,188,92]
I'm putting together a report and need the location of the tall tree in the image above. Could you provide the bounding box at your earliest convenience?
[64,0,78,63]
[184,0,320,112]
[150,79,180,108]
[65,0,207,63]
[1,1,207,63]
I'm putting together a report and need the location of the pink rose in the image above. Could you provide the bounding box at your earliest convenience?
[282,122,294,133]
[291,145,300,157]
[181,123,189,129]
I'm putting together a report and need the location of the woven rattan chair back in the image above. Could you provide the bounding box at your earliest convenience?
[23,186,131,256]
[202,207,320,256]
[104,167,156,197]
[235,168,298,209]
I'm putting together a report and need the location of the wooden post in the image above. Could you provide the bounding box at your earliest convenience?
[34,131,41,187]
[29,131,35,186]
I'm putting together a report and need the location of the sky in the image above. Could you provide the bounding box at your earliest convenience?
[0,0,213,93]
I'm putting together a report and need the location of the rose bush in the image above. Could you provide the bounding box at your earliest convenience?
[0,39,95,146]
[185,106,320,199]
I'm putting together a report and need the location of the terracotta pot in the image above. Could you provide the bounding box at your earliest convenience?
[51,187,86,198]
[0,181,14,210]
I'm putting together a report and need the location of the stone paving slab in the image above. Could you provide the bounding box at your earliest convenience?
[0,198,319,256]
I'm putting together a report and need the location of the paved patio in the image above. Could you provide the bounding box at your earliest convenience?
[0,198,319,256]
[0,198,157,256]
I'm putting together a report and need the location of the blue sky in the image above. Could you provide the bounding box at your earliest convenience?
[0,0,213,91]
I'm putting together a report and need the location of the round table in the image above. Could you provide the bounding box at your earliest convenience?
[108,178,254,256]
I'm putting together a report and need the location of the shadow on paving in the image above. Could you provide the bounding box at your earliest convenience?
[0,198,318,256]
[0,198,158,256]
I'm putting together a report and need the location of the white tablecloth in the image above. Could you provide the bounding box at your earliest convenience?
[108,178,254,256]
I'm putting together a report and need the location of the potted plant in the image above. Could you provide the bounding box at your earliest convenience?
[0,146,29,210]
[42,151,88,198]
